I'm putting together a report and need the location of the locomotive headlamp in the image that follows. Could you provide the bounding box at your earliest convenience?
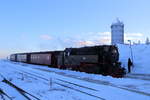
[112,49,117,54]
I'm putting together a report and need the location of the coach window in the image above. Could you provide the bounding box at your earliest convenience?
[47,56,50,60]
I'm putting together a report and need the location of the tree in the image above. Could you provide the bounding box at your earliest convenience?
[138,40,141,44]
[145,37,150,45]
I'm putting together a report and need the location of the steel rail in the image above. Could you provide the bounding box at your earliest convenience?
[0,73,41,100]
[55,82,105,100]
[11,68,106,100]
[0,88,13,100]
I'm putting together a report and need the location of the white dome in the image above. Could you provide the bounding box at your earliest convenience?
[112,18,124,26]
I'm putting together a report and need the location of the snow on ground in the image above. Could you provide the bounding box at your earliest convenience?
[117,44,150,74]
[0,60,150,100]
[0,60,94,100]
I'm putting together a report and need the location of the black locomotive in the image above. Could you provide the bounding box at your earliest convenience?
[10,45,125,77]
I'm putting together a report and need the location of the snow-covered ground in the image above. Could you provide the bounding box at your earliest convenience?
[0,44,150,100]
[0,59,150,100]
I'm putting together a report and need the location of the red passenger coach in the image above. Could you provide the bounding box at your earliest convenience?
[30,53,52,65]
[25,51,64,68]
[10,51,64,67]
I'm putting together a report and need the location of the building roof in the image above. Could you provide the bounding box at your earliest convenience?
[111,18,124,26]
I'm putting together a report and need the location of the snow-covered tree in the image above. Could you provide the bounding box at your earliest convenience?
[138,40,141,44]
[145,37,150,45]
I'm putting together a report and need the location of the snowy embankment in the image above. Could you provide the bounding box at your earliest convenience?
[117,44,150,74]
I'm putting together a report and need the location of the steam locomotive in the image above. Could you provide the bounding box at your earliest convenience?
[10,45,125,77]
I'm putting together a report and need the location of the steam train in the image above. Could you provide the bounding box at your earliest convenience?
[10,45,125,77]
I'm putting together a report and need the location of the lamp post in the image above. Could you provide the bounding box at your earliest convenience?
[128,40,134,66]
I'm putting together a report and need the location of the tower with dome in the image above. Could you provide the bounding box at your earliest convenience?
[111,19,124,45]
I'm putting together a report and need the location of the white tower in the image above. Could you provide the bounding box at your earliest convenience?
[111,19,124,45]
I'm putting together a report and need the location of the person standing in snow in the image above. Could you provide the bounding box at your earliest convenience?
[128,58,132,73]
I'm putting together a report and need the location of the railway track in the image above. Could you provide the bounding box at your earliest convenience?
[0,73,41,100]
[9,65,150,99]
[0,62,106,100]
[125,73,150,81]
[13,68,106,100]
[35,68,150,97]
[0,88,13,100]
[12,61,150,81]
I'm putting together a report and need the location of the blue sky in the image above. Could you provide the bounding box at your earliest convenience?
[0,0,150,58]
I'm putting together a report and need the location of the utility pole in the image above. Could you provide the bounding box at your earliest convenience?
[128,40,134,66]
